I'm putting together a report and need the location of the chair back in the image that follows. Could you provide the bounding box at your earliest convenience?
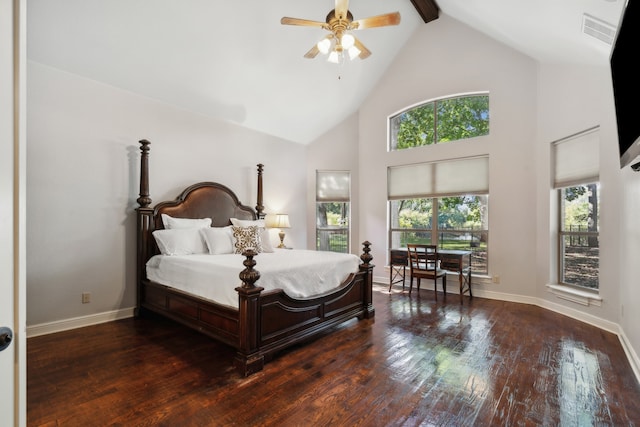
[407,244,439,274]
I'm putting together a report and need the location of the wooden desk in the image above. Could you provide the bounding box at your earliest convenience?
[389,249,409,291]
[389,248,472,303]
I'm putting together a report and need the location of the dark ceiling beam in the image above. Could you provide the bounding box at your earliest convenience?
[410,0,439,23]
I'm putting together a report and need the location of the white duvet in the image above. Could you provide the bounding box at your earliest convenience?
[146,249,361,309]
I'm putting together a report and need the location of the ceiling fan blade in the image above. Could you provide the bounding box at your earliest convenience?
[335,0,349,20]
[352,12,401,29]
[280,17,327,28]
[304,45,320,59]
[353,37,372,59]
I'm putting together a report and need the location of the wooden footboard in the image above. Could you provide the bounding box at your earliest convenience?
[234,244,374,376]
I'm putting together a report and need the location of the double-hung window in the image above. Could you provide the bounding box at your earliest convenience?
[552,127,600,290]
[316,170,350,253]
[388,157,489,274]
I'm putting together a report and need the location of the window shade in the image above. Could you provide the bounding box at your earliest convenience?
[552,126,600,188]
[388,156,489,199]
[316,170,350,202]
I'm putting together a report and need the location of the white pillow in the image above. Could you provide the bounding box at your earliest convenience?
[200,226,234,255]
[161,213,212,229]
[230,218,265,228]
[231,226,263,254]
[152,228,208,256]
[260,228,275,253]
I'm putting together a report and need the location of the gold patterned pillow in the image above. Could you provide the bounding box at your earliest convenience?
[231,226,263,254]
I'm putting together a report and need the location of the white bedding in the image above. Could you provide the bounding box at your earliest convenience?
[146,249,361,308]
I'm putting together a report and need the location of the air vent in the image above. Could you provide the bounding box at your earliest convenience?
[582,13,617,45]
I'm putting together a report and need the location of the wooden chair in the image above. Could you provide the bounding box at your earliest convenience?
[407,244,447,298]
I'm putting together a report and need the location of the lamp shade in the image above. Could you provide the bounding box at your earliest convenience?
[268,214,290,229]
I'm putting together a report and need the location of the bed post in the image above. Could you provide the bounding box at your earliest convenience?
[256,164,265,219]
[359,241,376,319]
[136,139,153,317]
[234,249,265,376]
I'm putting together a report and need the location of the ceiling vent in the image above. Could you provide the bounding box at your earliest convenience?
[582,13,617,45]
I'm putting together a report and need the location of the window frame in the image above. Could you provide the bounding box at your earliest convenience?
[388,195,489,275]
[557,183,600,291]
[388,92,490,152]
[551,127,600,293]
[316,170,351,253]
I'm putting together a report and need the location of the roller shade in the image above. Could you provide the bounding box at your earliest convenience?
[316,170,350,202]
[552,126,600,188]
[388,156,489,200]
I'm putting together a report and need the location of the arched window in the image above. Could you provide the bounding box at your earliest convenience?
[389,93,490,151]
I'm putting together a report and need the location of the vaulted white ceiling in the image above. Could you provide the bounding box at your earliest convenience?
[27,0,625,144]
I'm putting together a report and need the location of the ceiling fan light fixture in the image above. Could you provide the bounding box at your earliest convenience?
[341,33,355,49]
[317,38,331,54]
[327,50,341,64]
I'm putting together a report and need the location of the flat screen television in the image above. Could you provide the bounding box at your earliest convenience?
[610,0,640,169]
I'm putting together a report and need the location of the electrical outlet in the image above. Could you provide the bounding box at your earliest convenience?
[82,292,91,304]
[492,275,500,284]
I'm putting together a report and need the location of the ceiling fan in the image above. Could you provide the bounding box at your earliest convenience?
[280,0,401,64]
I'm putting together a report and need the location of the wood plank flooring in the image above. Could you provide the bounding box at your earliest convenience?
[28,284,640,426]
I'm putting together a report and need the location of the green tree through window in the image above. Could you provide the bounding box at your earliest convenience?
[390,94,489,151]
[389,196,489,274]
[559,183,599,289]
[316,170,350,253]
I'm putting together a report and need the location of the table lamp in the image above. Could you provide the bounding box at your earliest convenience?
[271,214,291,248]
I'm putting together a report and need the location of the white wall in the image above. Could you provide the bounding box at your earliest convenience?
[535,62,640,375]
[27,61,307,328]
[536,64,621,320]
[357,15,538,296]
[619,165,640,371]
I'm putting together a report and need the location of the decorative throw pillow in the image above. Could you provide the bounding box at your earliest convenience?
[231,226,262,254]
[230,218,274,252]
[152,228,208,256]
[200,226,234,255]
[161,213,212,229]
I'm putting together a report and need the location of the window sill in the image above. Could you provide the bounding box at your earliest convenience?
[546,284,602,307]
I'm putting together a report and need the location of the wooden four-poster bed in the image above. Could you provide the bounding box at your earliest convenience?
[135,139,374,376]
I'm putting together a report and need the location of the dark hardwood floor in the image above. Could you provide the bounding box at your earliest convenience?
[28,284,640,426]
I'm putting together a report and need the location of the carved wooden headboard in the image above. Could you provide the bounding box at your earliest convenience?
[153,182,257,230]
[135,139,265,282]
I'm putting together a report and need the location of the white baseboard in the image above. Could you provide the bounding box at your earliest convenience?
[619,329,640,384]
[27,307,135,338]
